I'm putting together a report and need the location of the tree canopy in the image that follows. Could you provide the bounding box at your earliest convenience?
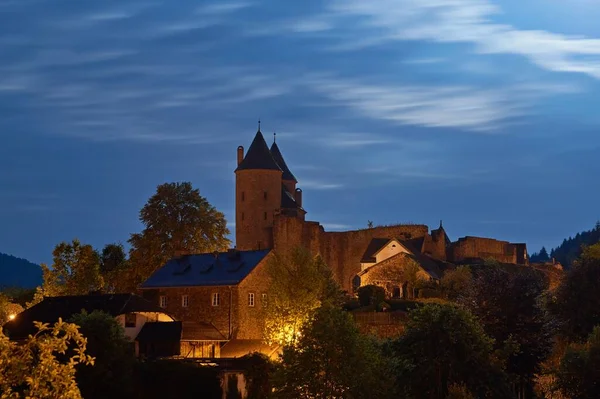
[68,311,136,399]
[550,243,600,341]
[263,247,342,346]
[272,305,394,399]
[128,182,230,289]
[388,304,512,398]
[555,326,600,399]
[0,318,94,399]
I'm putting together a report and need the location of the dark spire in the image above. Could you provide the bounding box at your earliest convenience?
[235,130,282,172]
[440,220,443,228]
[273,131,276,143]
[270,140,297,182]
[258,119,261,132]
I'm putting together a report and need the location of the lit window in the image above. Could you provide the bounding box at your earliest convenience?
[212,293,220,307]
[182,295,189,308]
[261,293,267,307]
[248,293,255,307]
[125,313,136,328]
[159,296,167,308]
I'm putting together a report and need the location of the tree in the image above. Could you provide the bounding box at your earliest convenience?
[357,285,386,307]
[550,243,600,341]
[242,353,275,399]
[388,304,512,398]
[0,318,94,399]
[100,243,130,293]
[555,326,600,399]
[128,182,230,289]
[263,247,342,346]
[459,267,552,396]
[440,266,471,301]
[68,311,136,399]
[0,293,24,325]
[272,305,394,399]
[40,239,103,297]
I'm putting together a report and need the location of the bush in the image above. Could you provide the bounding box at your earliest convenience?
[357,285,386,307]
[417,288,441,299]
[242,352,275,399]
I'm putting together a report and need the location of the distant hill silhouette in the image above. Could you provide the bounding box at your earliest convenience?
[530,222,600,268]
[0,252,42,289]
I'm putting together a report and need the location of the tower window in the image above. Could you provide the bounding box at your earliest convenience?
[242,212,244,221]
[248,293,255,307]
[212,293,220,307]
[264,212,267,220]
[263,191,267,200]
[241,192,245,201]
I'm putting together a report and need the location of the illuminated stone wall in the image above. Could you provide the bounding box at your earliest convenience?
[449,236,524,264]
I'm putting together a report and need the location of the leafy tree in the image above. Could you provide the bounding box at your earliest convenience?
[100,243,130,293]
[41,239,103,297]
[459,267,552,395]
[440,266,471,301]
[0,318,94,399]
[388,304,512,398]
[0,296,23,325]
[357,284,386,307]
[550,243,600,341]
[242,353,274,399]
[68,311,136,399]
[263,247,342,346]
[272,305,394,399]
[128,182,230,289]
[555,326,600,399]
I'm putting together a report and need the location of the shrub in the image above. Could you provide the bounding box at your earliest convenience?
[417,288,441,299]
[357,285,386,307]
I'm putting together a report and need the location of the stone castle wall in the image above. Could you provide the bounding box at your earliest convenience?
[273,215,429,292]
[449,236,517,264]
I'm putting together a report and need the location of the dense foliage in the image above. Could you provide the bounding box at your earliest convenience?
[357,284,386,307]
[128,182,230,290]
[0,319,94,399]
[68,311,136,399]
[388,304,512,398]
[555,327,600,399]
[264,247,342,346]
[272,305,394,399]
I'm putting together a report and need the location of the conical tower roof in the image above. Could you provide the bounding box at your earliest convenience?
[270,141,297,182]
[235,130,282,172]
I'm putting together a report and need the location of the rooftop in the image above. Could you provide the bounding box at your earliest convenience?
[140,249,271,288]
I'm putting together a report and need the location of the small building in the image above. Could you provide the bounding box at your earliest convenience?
[139,248,279,358]
[2,293,174,344]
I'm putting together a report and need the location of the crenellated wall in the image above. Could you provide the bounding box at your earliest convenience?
[449,236,524,264]
[273,215,429,292]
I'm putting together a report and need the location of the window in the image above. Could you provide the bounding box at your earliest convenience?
[242,212,244,221]
[248,293,255,307]
[125,313,136,328]
[212,293,220,306]
[241,192,245,201]
[182,295,189,308]
[159,295,167,308]
[261,293,267,307]
[263,191,268,200]
[264,212,267,221]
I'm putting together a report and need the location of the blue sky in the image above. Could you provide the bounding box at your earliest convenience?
[2,0,600,265]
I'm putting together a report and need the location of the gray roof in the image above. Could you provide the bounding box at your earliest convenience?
[140,249,271,288]
[235,131,282,172]
[270,142,297,182]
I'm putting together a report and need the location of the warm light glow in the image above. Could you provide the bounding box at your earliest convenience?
[8,314,16,320]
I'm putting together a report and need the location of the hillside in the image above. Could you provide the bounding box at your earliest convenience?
[0,252,42,289]
[530,222,600,268]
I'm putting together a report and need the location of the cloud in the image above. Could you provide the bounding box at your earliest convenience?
[321,223,353,230]
[295,0,600,80]
[317,133,392,147]
[301,180,344,190]
[196,1,251,15]
[403,57,446,65]
[304,76,576,131]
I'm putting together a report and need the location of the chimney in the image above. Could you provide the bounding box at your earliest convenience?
[295,188,303,207]
[237,146,244,166]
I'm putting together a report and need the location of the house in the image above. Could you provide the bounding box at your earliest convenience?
[2,293,174,355]
[139,248,279,359]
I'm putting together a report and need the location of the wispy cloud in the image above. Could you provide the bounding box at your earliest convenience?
[301,180,344,190]
[318,0,600,79]
[316,133,392,147]
[321,223,353,231]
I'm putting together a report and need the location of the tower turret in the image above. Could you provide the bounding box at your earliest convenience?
[235,127,283,251]
[270,134,297,194]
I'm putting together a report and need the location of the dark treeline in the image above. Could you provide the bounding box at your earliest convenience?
[530,221,600,267]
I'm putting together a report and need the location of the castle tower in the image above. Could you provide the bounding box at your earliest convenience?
[430,220,449,261]
[270,136,297,193]
[235,128,283,251]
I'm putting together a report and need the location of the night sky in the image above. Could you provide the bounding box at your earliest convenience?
[2,0,600,265]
